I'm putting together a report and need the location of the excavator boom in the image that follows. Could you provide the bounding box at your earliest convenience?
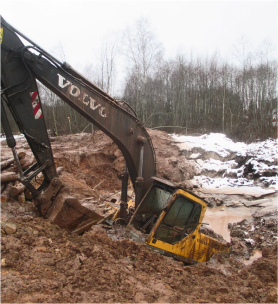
[1,15,156,222]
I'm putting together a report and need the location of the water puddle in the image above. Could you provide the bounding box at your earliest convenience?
[243,250,262,265]
[203,206,252,242]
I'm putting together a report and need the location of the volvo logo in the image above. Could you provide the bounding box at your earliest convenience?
[57,73,107,118]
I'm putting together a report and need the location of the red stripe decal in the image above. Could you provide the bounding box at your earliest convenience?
[30,91,43,119]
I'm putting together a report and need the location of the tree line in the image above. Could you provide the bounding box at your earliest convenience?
[3,18,277,142]
[123,54,277,141]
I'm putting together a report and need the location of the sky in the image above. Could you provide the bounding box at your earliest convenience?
[1,0,277,83]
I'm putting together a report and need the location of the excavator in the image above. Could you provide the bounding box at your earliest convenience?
[1,16,229,264]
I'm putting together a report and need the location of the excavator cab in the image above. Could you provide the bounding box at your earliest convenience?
[129,177,175,233]
[129,178,230,264]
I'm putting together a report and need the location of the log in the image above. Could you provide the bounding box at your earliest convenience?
[20,159,27,166]
[10,182,26,197]
[93,180,104,190]
[1,183,13,203]
[1,184,7,193]
[1,172,18,183]
[0,152,26,171]
[18,191,25,204]
[57,166,64,175]
[18,151,26,159]
[1,156,11,162]
[0,158,14,170]
[24,189,33,200]
[3,166,17,173]
[21,158,35,170]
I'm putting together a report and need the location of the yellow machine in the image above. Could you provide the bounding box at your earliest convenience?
[126,178,230,264]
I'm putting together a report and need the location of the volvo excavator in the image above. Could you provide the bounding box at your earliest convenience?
[1,16,229,264]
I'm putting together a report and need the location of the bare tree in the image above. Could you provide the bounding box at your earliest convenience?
[51,42,67,63]
[232,34,253,68]
[122,17,164,122]
[94,31,121,95]
[256,39,276,65]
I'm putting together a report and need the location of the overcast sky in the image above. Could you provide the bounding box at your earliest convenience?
[1,0,277,72]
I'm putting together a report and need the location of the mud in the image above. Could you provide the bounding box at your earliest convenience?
[1,130,277,303]
[203,206,252,242]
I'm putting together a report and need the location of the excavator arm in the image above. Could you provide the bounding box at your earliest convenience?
[1,15,155,227]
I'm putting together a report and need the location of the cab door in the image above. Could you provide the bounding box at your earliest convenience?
[146,189,208,263]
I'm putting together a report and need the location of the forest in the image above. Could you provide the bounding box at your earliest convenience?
[4,18,278,142]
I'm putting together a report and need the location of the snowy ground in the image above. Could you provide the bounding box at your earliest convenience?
[171,133,278,191]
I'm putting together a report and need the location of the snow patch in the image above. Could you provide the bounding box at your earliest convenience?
[171,133,278,191]
[245,238,255,245]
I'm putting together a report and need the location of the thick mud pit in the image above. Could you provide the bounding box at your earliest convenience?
[1,130,277,303]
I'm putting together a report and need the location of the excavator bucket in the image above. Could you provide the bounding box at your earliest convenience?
[46,192,104,232]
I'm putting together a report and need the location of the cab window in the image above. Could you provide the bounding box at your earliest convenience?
[154,195,201,244]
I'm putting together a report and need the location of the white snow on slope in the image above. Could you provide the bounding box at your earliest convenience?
[172,133,247,157]
[171,133,278,191]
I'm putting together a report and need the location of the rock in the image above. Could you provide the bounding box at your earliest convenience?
[216,198,223,206]
[265,219,276,227]
[36,247,47,252]
[253,206,278,218]
[226,201,235,207]
[2,222,17,234]
[233,201,244,207]
[257,202,275,207]
[217,287,229,293]
[174,267,183,272]
[243,198,271,207]
[56,166,64,175]
[189,153,201,159]
[201,186,275,197]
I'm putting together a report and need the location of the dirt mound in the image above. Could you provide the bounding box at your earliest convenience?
[147,129,200,185]
[50,130,199,199]
[1,130,277,303]
[1,215,277,303]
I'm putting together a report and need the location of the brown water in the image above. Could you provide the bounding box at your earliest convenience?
[203,206,252,242]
